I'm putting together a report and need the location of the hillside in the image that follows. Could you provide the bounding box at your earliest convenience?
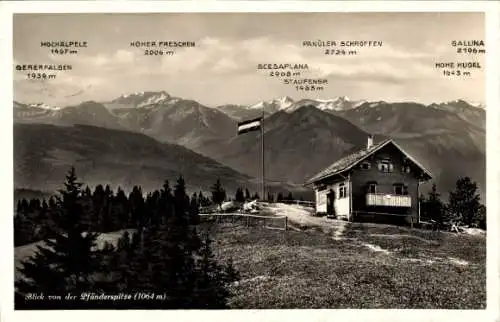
[217,104,272,121]
[198,104,485,196]
[14,210,486,309]
[13,123,257,195]
[102,91,237,151]
[219,96,363,120]
[335,101,485,139]
[14,100,125,130]
[333,101,486,195]
[14,94,486,197]
[197,106,371,183]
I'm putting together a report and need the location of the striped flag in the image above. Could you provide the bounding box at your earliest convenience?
[237,116,263,135]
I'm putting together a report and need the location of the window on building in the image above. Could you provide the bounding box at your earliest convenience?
[360,161,371,170]
[367,182,377,194]
[378,159,394,173]
[394,184,408,195]
[338,183,347,198]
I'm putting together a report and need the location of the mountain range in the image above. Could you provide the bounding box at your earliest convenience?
[14,123,289,197]
[13,92,486,198]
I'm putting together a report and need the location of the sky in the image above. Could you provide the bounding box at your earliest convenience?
[13,12,485,107]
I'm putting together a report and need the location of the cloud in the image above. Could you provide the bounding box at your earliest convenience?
[26,35,469,87]
[14,33,485,106]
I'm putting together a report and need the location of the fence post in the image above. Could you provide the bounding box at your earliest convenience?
[285,217,288,231]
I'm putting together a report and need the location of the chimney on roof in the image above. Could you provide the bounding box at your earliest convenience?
[367,134,374,150]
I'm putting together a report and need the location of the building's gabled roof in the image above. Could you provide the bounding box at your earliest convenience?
[305,139,433,185]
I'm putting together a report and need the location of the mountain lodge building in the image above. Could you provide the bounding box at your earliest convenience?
[305,135,432,225]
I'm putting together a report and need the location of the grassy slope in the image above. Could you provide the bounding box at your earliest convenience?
[203,222,485,309]
[14,123,257,195]
[14,206,486,309]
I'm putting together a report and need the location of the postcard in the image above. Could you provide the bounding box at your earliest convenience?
[1,1,499,322]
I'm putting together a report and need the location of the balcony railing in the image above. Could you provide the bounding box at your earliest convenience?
[366,193,411,207]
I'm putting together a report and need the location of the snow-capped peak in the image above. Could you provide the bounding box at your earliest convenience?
[470,102,485,109]
[279,96,294,104]
[249,96,295,111]
[316,96,351,103]
[28,102,62,110]
[354,100,367,108]
[368,101,386,108]
[112,91,173,108]
[249,95,363,113]
[120,91,145,99]
[455,99,485,109]
[433,99,485,110]
[137,91,171,107]
[309,96,357,112]
[277,96,294,109]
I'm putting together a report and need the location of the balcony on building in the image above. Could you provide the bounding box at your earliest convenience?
[365,182,411,207]
[365,193,412,207]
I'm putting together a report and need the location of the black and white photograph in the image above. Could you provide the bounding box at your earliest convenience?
[1,1,499,319]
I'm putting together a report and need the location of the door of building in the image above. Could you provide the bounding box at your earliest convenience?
[326,189,335,218]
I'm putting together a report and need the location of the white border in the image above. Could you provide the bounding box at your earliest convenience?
[0,2,498,322]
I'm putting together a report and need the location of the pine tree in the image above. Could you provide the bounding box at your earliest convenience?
[107,230,134,294]
[244,188,251,201]
[38,199,50,239]
[14,208,33,246]
[198,191,205,207]
[211,179,226,211]
[477,204,486,230]
[115,176,193,308]
[158,180,173,225]
[131,230,141,249]
[15,167,104,309]
[267,192,274,203]
[234,188,245,203]
[109,176,238,309]
[277,192,284,202]
[117,230,131,251]
[189,193,200,225]
[16,199,23,214]
[448,177,482,226]
[83,186,92,198]
[427,183,445,225]
[192,234,232,309]
[286,192,294,201]
[419,193,431,224]
[114,187,130,229]
[129,186,145,228]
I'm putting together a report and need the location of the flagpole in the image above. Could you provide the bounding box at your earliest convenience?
[261,108,265,201]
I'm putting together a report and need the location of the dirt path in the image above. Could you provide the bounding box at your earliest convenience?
[267,203,349,239]
[265,203,475,267]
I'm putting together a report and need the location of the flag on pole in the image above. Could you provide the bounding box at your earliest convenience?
[237,113,265,201]
[237,116,263,135]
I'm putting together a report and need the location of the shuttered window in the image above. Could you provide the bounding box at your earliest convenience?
[338,183,347,198]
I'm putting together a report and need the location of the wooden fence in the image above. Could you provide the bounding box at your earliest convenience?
[278,200,315,208]
[199,200,315,214]
[199,213,288,231]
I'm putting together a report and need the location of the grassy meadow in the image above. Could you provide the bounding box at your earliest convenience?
[201,219,486,309]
